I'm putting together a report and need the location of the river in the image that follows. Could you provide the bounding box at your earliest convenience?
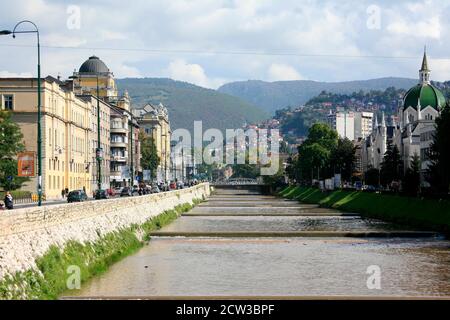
[67,187,450,298]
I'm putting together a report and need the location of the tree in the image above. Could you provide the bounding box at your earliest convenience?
[0,110,27,190]
[330,138,355,182]
[403,153,421,196]
[139,131,160,180]
[380,141,402,187]
[365,167,380,187]
[291,123,338,183]
[427,102,450,194]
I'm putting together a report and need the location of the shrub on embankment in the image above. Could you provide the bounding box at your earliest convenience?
[279,186,450,233]
[0,201,200,300]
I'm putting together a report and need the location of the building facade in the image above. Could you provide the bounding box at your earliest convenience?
[362,50,445,184]
[0,76,93,199]
[354,111,374,140]
[327,110,355,141]
[135,103,171,182]
[73,56,141,188]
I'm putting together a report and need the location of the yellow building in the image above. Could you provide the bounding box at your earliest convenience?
[73,56,141,187]
[0,76,93,199]
[136,103,171,182]
[72,55,118,101]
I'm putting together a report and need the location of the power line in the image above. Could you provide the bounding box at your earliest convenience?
[0,43,449,60]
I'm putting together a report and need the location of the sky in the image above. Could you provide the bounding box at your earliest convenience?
[1,0,450,89]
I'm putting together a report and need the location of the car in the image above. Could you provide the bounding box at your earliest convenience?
[169,181,177,189]
[106,188,115,197]
[67,190,88,203]
[120,187,132,197]
[159,182,169,192]
[151,185,160,193]
[131,186,140,196]
[94,189,109,200]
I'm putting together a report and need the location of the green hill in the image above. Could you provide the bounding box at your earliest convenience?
[218,77,419,114]
[116,78,268,133]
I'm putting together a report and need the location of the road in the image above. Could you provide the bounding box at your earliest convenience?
[67,186,450,298]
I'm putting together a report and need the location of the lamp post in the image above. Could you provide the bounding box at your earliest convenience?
[162,133,167,182]
[95,75,102,191]
[129,119,134,187]
[1,21,42,206]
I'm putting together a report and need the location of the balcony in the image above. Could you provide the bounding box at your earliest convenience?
[111,141,127,148]
[111,127,127,134]
[111,155,127,162]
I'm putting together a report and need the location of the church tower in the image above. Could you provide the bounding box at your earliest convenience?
[419,47,431,85]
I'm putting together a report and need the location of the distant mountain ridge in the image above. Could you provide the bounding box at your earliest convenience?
[116,78,268,133]
[217,77,420,114]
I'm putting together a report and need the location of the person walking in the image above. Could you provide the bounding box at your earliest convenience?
[4,191,13,210]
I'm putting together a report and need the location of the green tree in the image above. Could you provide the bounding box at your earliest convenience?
[403,153,421,196]
[295,123,338,182]
[139,131,160,180]
[380,141,402,187]
[0,110,27,190]
[427,102,450,194]
[330,138,355,182]
[364,167,380,187]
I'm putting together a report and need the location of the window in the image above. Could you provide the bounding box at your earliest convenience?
[3,95,13,110]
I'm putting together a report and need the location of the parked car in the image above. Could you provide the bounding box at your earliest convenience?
[131,186,140,196]
[94,189,109,200]
[159,182,169,192]
[151,185,160,193]
[106,188,115,197]
[67,190,88,203]
[177,181,184,189]
[120,187,132,197]
[169,181,177,190]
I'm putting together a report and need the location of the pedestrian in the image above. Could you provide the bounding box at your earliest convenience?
[61,189,65,199]
[4,191,13,210]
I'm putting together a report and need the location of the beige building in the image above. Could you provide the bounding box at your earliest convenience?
[135,103,171,182]
[77,95,111,191]
[73,56,141,187]
[0,76,93,199]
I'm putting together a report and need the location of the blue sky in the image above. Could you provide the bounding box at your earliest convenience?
[1,0,450,88]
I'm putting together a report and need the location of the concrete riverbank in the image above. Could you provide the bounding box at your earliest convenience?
[0,183,210,299]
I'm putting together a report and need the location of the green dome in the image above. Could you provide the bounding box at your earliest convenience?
[403,83,446,111]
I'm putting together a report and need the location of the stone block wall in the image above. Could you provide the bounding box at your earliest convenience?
[0,183,210,279]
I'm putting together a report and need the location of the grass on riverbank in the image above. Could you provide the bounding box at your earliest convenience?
[279,186,450,233]
[0,200,201,300]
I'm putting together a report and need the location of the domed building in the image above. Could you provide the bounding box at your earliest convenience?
[71,55,141,190]
[363,49,446,184]
[393,49,445,177]
[72,55,118,102]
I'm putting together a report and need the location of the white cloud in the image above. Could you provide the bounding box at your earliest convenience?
[0,0,450,84]
[268,63,304,81]
[0,71,33,77]
[387,16,441,39]
[167,59,209,87]
[165,59,226,88]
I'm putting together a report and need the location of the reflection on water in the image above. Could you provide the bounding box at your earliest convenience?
[161,216,406,232]
[69,237,450,297]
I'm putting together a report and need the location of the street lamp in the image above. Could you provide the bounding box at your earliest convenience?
[95,75,102,191]
[1,21,42,206]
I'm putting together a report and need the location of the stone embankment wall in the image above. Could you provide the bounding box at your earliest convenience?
[0,183,210,280]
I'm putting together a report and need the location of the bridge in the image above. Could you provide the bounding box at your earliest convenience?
[211,178,261,186]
